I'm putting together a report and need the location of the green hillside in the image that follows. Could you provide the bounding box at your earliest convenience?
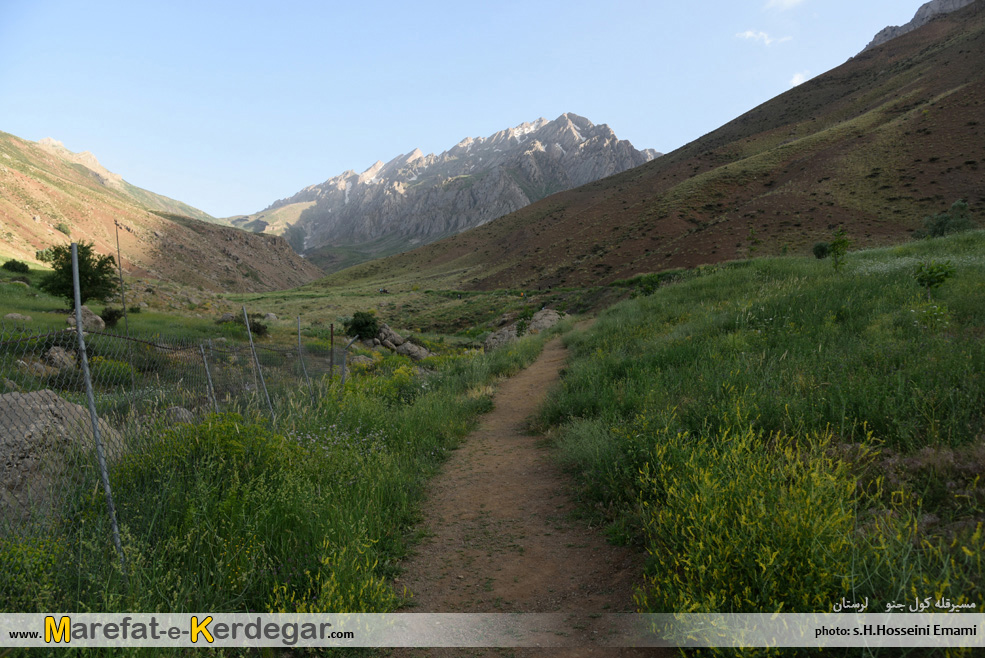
[541,229,985,616]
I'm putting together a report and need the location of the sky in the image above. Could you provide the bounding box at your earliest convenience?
[0,0,932,218]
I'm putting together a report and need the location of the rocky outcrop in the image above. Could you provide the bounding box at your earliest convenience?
[249,113,661,271]
[361,323,432,361]
[0,389,121,524]
[863,0,976,51]
[484,309,565,351]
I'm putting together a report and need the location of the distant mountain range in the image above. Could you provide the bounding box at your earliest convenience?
[318,0,985,291]
[232,113,659,272]
[0,133,321,292]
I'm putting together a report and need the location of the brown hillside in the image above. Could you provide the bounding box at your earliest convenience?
[0,133,322,292]
[326,1,985,291]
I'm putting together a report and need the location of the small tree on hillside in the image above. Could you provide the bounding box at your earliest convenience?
[38,242,119,309]
[829,227,851,272]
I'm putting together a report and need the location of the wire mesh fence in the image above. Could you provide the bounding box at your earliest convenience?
[0,315,346,544]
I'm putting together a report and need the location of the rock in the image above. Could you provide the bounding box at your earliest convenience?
[863,0,975,51]
[4,313,32,322]
[138,301,148,308]
[43,346,75,370]
[264,313,277,321]
[484,325,518,352]
[349,355,375,368]
[0,389,121,524]
[65,305,105,332]
[2,378,19,392]
[377,323,406,346]
[218,313,236,323]
[396,341,431,361]
[382,339,397,351]
[528,309,563,333]
[165,406,194,425]
[16,359,60,378]
[9,280,29,288]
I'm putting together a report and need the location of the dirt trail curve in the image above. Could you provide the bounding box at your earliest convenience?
[389,335,671,657]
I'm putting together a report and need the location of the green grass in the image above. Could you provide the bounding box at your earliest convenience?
[540,231,985,629]
[0,328,554,620]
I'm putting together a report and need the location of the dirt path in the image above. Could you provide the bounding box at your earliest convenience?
[390,336,670,657]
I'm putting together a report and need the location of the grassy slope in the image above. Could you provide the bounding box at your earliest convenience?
[541,230,985,616]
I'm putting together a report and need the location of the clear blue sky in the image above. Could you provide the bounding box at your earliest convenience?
[0,0,929,218]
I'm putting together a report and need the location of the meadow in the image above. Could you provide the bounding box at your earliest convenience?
[540,230,985,622]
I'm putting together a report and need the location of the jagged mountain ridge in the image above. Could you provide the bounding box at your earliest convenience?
[864,0,977,51]
[0,131,322,293]
[239,113,659,272]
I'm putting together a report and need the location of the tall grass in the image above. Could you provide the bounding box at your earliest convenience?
[541,232,985,633]
[0,331,551,619]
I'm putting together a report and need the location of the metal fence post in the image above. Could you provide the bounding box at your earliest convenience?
[242,306,275,422]
[297,317,313,402]
[200,344,219,414]
[339,336,359,394]
[72,243,126,575]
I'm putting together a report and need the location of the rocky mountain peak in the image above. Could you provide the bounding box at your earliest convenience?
[863,0,976,51]
[249,113,661,271]
[36,137,124,189]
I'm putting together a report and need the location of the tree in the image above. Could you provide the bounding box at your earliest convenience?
[829,227,851,272]
[38,242,119,309]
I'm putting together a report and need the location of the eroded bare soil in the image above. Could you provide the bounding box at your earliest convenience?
[389,336,670,657]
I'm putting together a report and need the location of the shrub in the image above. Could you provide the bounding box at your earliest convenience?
[55,222,71,236]
[2,259,30,273]
[100,307,126,328]
[344,311,379,339]
[914,259,955,298]
[915,199,976,238]
[829,227,851,271]
[812,242,830,259]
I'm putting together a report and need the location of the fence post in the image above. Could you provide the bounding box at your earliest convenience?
[243,306,275,422]
[339,336,359,394]
[330,323,335,379]
[200,344,219,414]
[72,243,126,576]
[297,316,313,402]
[114,220,135,390]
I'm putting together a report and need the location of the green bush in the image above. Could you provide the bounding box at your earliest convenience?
[55,222,71,236]
[915,199,976,238]
[100,306,126,328]
[812,242,830,259]
[1,259,30,273]
[914,259,955,298]
[344,311,379,339]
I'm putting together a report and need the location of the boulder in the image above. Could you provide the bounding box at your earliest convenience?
[264,313,278,321]
[396,341,431,361]
[16,359,60,378]
[349,355,375,368]
[528,309,563,333]
[382,339,397,351]
[218,312,236,323]
[165,406,195,425]
[4,313,32,322]
[377,323,406,346]
[66,305,105,332]
[43,346,76,370]
[0,389,121,524]
[484,325,518,352]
